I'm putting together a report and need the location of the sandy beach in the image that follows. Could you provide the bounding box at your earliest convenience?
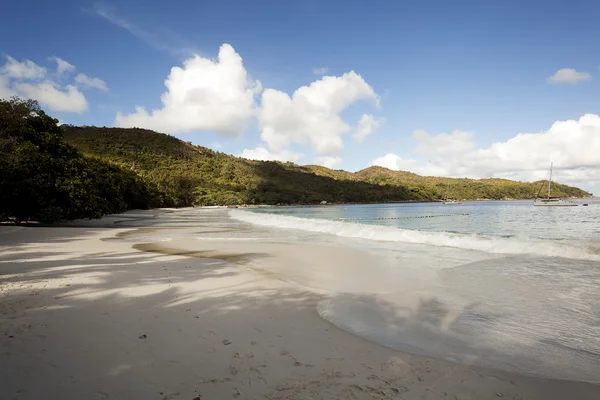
[1,208,599,400]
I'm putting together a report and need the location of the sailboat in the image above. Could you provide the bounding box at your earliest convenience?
[533,163,577,206]
[443,182,461,204]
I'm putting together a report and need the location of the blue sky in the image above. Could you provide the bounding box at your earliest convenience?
[1,0,599,192]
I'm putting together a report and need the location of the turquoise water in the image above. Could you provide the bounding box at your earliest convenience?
[227,200,600,382]
[249,200,600,241]
[237,200,600,260]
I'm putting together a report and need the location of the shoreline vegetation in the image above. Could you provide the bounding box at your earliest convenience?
[1,97,592,224]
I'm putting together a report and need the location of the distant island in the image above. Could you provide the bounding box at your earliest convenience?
[0,98,592,223]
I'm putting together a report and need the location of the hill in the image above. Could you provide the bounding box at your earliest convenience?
[1,99,162,224]
[62,126,418,206]
[62,126,591,206]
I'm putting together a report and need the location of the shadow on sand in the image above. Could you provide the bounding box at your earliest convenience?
[1,226,599,400]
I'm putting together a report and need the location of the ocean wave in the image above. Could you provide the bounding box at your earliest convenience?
[229,210,600,261]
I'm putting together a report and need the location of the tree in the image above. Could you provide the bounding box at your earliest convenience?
[0,98,163,223]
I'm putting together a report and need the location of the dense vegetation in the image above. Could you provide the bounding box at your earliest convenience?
[63,125,591,207]
[0,98,162,223]
[63,126,419,206]
[1,98,590,223]
[340,166,589,202]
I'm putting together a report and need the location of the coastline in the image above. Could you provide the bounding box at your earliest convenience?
[3,196,595,227]
[1,208,599,399]
[216,196,596,209]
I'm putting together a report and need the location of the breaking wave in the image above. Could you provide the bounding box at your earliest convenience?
[230,210,600,261]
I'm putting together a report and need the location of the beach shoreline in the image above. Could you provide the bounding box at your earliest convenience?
[1,208,598,399]
[213,196,596,209]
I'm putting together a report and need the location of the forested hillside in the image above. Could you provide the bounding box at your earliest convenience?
[62,126,418,206]
[0,98,162,223]
[63,126,591,206]
[2,97,590,224]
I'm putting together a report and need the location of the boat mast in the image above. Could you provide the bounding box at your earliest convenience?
[547,162,552,199]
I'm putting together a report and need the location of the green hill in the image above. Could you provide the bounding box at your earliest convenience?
[1,99,162,224]
[62,126,591,206]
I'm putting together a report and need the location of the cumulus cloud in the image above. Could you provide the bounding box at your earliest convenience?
[239,147,302,163]
[312,67,328,75]
[13,82,88,113]
[259,71,379,155]
[315,156,343,169]
[354,114,381,142]
[412,129,476,155]
[1,56,46,80]
[0,56,93,113]
[547,68,591,84]
[370,153,420,172]
[0,75,16,99]
[50,56,75,75]
[115,44,260,136]
[112,44,378,158]
[453,114,600,177]
[370,153,449,177]
[370,114,600,191]
[75,73,108,92]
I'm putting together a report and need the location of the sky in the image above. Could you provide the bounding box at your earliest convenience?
[1,0,599,193]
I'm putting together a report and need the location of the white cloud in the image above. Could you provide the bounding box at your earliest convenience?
[259,71,379,155]
[354,114,381,142]
[112,44,377,157]
[315,156,343,169]
[370,114,600,192]
[115,44,260,136]
[370,153,419,172]
[412,129,476,155]
[239,147,302,163]
[50,56,75,75]
[13,81,88,113]
[0,75,16,99]
[1,56,46,80]
[312,67,328,75]
[547,68,591,84]
[0,56,94,113]
[75,73,108,92]
[452,114,600,177]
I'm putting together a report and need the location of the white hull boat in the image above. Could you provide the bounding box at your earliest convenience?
[533,198,577,206]
[533,163,578,206]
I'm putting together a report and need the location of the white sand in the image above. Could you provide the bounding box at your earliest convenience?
[1,210,599,399]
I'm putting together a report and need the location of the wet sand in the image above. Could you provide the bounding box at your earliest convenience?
[1,208,598,399]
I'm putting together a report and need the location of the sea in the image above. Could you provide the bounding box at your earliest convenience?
[129,199,600,383]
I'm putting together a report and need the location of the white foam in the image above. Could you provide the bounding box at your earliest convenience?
[230,210,600,261]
